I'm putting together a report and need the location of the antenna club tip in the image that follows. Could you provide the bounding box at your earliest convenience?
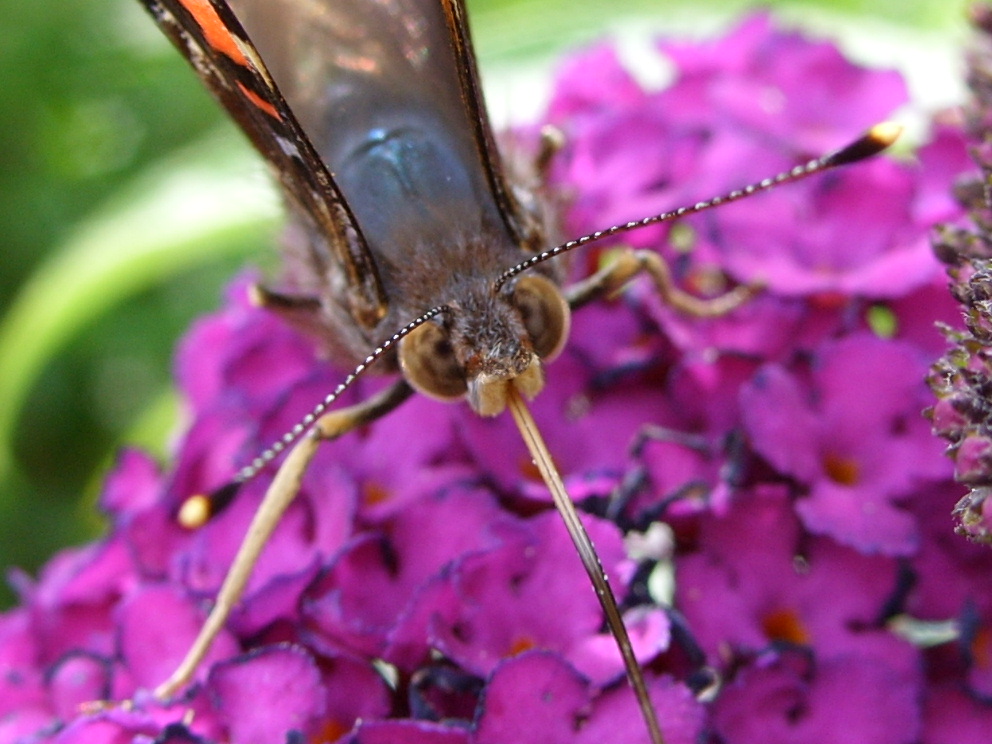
[868,121,903,148]
[827,121,904,166]
[246,283,266,308]
[177,494,212,529]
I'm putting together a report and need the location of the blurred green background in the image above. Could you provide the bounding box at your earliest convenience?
[0,0,968,607]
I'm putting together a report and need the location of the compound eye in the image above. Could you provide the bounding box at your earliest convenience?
[398,321,468,400]
[512,274,571,361]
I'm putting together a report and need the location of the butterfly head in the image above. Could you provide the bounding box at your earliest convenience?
[398,273,570,416]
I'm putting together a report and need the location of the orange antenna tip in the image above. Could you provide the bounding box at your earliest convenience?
[869,121,904,147]
[828,121,904,166]
[178,494,212,529]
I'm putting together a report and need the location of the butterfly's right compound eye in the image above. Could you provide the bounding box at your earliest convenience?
[511,274,571,361]
[398,320,469,401]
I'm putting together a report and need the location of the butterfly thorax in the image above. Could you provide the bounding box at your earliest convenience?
[310,115,568,415]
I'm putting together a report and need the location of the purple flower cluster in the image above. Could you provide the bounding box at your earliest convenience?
[929,4,992,547]
[3,12,988,744]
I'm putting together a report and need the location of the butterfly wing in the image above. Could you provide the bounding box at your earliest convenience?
[438,0,548,253]
[137,0,388,327]
[228,0,546,278]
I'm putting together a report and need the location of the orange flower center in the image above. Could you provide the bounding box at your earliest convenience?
[762,608,810,645]
[823,452,860,486]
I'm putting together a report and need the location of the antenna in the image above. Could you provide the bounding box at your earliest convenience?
[177,304,448,528]
[494,122,902,292]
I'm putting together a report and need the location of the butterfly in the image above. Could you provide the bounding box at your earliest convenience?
[133,0,898,741]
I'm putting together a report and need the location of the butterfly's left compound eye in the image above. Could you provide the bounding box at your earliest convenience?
[512,274,571,361]
[399,321,469,401]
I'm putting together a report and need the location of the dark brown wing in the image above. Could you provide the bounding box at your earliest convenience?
[228,0,545,270]
[439,0,547,253]
[137,0,388,327]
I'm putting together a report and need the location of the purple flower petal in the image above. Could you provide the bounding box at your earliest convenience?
[576,674,704,744]
[206,644,325,744]
[423,512,658,685]
[474,652,590,744]
[316,653,392,740]
[713,648,920,744]
[48,652,112,721]
[658,14,908,149]
[349,719,470,744]
[741,334,946,554]
[922,685,992,744]
[305,487,519,660]
[116,583,240,692]
[676,487,910,663]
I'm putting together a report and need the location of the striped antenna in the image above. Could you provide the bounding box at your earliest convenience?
[494,122,902,291]
[178,304,449,527]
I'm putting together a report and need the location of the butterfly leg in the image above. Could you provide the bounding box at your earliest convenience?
[565,248,761,314]
[250,283,321,312]
[154,379,413,701]
[249,283,334,339]
[535,125,566,178]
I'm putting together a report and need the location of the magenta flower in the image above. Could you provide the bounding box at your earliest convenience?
[678,487,910,658]
[713,648,921,744]
[3,10,987,744]
[740,333,948,555]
